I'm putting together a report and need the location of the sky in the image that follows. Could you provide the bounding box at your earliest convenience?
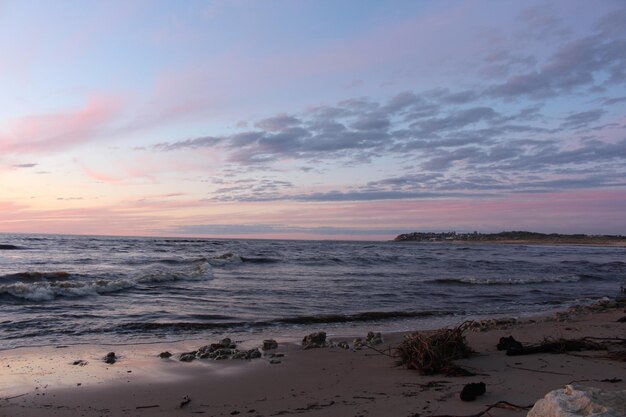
[0,0,625,240]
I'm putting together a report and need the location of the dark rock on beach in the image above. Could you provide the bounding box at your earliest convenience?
[337,341,350,349]
[104,352,117,364]
[302,332,327,349]
[353,337,364,349]
[177,337,265,361]
[158,351,172,359]
[460,382,486,401]
[366,331,383,346]
[497,336,523,351]
[179,352,197,362]
[247,348,262,359]
[263,339,278,350]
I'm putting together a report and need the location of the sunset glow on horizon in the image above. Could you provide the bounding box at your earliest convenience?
[1,0,626,240]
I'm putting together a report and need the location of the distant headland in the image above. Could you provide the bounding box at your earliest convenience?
[393,231,626,246]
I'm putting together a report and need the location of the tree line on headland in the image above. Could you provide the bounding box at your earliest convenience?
[393,231,626,245]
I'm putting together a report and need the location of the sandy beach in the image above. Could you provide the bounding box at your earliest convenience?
[1,301,624,417]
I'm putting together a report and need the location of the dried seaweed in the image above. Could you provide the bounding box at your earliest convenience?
[396,321,474,375]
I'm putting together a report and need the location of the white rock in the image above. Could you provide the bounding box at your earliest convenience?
[527,384,626,417]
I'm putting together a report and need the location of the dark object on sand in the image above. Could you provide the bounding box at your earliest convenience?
[302,332,327,349]
[396,322,474,375]
[180,395,191,408]
[179,352,196,362]
[497,336,523,351]
[617,316,626,323]
[104,352,117,364]
[158,351,172,359]
[505,337,605,356]
[263,339,278,350]
[460,382,486,401]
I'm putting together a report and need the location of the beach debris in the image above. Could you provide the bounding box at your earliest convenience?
[263,339,278,350]
[505,337,605,356]
[269,359,282,364]
[302,331,327,349]
[396,322,474,376]
[527,384,626,417]
[178,338,265,362]
[72,360,88,366]
[337,341,350,349]
[179,352,197,362]
[220,337,235,348]
[180,395,191,408]
[496,336,523,351]
[136,405,160,410]
[617,316,626,323]
[350,332,383,350]
[104,352,117,364]
[600,378,622,383]
[366,331,383,346]
[158,351,172,359]
[353,337,364,349]
[459,382,486,401]
[427,401,532,417]
[469,317,518,332]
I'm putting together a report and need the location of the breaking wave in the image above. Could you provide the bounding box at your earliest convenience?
[115,310,449,332]
[0,244,23,250]
[0,260,213,301]
[207,253,243,266]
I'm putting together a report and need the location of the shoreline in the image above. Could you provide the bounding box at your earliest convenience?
[0,301,590,352]
[1,301,625,416]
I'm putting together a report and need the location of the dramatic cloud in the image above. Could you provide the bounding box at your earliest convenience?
[155,79,625,203]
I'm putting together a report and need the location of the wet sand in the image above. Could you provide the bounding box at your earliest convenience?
[1,304,625,417]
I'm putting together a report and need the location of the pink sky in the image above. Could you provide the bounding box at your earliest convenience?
[1,0,625,239]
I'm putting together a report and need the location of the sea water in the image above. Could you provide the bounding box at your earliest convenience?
[0,234,624,348]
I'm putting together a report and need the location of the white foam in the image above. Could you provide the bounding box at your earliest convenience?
[0,260,214,301]
[444,275,583,285]
[207,253,243,266]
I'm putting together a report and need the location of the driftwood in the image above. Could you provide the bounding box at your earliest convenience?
[427,401,533,417]
[505,337,605,356]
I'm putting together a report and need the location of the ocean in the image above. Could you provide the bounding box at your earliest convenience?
[1,234,624,349]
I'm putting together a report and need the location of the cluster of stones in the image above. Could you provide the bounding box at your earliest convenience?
[301,331,383,350]
[170,337,272,362]
[469,317,519,332]
[352,331,383,349]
